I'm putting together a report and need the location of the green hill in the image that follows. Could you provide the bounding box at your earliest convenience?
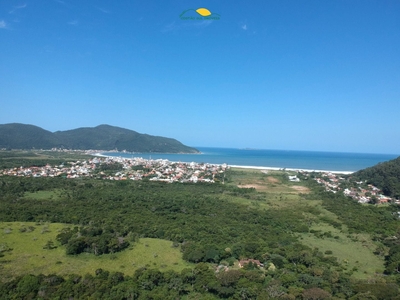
[353,156,400,199]
[0,123,61,150]
[0,123,199,153]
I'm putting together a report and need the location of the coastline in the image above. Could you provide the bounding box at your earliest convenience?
[92,153,354,174]
[92,153,109,158]
[230,165,353,175]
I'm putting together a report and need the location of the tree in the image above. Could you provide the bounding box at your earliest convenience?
[302,287,331,300]
[43,240,56,250]
[65,238,86,255]
[16,274,40,297]
[217,270,242,287]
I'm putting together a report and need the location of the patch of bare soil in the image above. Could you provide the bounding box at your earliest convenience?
[238,184,263,190]
[291,185,310,193]
[267,176,280,183]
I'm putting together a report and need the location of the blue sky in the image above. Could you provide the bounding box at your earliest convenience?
[1,0,399,154]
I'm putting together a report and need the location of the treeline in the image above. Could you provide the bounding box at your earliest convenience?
[353,156,400,199]
[1,266,399,299]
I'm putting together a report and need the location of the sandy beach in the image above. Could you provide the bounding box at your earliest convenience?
[229,165,353,175]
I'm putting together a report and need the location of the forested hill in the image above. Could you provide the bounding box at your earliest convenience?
[353,156,400,198]
[0,123,199,153]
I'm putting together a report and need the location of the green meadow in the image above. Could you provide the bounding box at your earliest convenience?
[0,222,191,282]
[23,190,64,201]
[0,150,92,169]
[299,224,384,279]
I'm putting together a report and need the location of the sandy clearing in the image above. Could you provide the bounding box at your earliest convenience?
[291,185,310,193]
[238,184,262,189]
[267,176,280,183]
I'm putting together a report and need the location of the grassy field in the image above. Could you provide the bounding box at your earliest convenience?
[23,190,64,201]
[225,168,312,210]
[0,150,92,169]
[229,168,309,194]
[0,222,192,282]
[228,167,386,279]
[298,223,384,279]
[0,150,92,160]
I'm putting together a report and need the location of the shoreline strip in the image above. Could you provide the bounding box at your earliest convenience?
[91,153,354,174]
[229,165,353,174]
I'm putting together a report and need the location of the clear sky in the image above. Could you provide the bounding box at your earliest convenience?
[1,1,399,154]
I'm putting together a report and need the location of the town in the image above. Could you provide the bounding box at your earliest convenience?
[1,154,397,205]
[310,171,398,205]
[0,155,228,184]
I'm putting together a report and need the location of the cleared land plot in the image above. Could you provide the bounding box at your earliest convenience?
[0,222,191,282]
[0,150,91,161]
[227,168,312,209]
[0,150,92,169]
[23,190,64,201]
[231,168,309,194]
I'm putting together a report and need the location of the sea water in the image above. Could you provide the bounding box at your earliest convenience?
[101,147,399,172]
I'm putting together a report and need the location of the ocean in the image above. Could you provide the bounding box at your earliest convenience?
[101,147,399,173]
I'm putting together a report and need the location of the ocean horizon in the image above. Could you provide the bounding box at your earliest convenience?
[101,147,399,173]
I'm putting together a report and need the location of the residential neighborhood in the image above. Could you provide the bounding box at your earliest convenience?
[0,155,228,184]
[310,171,398,205]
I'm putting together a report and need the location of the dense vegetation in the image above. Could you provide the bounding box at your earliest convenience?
[1,266,399,300]
[0,177,304,260]
[1,153,400,298]
[0,150,92,169]
[0,123,199,153]
[56,226,130,256]
[353,156,400,199]
[0,124,59,150]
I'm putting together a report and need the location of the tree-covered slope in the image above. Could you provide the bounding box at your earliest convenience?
[353,156,400,198]
[0,123,61,150]
[53,124,199,153]
[0,123,199,153]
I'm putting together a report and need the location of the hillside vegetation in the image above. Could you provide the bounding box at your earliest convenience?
[0,123,199,153]
[353,156,400,198]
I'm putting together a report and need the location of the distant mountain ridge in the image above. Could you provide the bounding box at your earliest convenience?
[0,123,199,153]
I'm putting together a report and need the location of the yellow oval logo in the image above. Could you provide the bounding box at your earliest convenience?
[196,8,212,17]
